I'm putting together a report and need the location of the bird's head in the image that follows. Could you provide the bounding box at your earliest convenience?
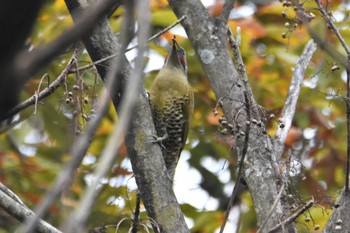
[164,36,187,74]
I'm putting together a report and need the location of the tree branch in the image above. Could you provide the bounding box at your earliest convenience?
[0,50,78,123]
[220,0,235,22]
[63,0,150,231]
[268,200,314,233]
[274,40,317,159]
[68,15,187,74]
[13,0,117,82]
[64,1,189,232]
[168,0,284,230]
[0,185,61,233]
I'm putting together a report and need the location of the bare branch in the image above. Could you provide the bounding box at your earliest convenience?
[219,91,251,233]
[315,0,350,56]
[18,5,133,229]
[227,26,255,104]
[13,0,117,83]
[274,40,317,159]
[220,0,235,22]
[257,183,285,233]
[314,0,350,194]
[308,28,348,68]
[68,15,187,74]
[63,1,150,231]
[268,200,314,233]
[64,1,189,232]
[0,51,78,123]
[0,186,61,233]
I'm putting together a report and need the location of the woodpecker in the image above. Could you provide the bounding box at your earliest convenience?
[149,37,194,182]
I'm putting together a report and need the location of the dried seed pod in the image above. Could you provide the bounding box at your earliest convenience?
[220,128,228,135]
[218,117,227,124]
[220,120,228,127]
[73,85,80,91]
[84,97,89,104]
[82,113,88,120]
[331,65,340,72]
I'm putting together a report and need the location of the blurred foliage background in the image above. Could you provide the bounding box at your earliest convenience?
[0,0,349,232]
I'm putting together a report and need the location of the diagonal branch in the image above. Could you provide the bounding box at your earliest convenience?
[68,15,187,74]
[0,50,78,123]
[0,185,61,233]
[268,200,314,233]
[64,1,189,233]
[62,0,150,231]
[14,0,117,81]
[220,0,235,22]
[274,40,317,159]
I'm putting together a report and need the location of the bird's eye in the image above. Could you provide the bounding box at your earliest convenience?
[177,48,187,72]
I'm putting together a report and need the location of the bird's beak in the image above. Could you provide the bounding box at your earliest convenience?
[163,36,187,73]
[169,37,180,63]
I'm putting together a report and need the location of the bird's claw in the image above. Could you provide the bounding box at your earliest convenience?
[149,134,167,149]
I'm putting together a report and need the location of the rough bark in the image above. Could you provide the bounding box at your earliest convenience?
[168,0,283,230]
[168,0,316,231]
[0,188,61,233]
[323,190,350,233]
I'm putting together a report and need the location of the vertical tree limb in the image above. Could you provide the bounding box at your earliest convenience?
[274,40,317,159]
[65,1,189,232]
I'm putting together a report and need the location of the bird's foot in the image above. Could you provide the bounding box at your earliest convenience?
[149,133,168,149]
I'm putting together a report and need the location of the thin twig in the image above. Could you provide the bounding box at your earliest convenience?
[268,200,314,233]
[315,0,350,56]
[308,28,348,68]
[68,15,187,74]
[0,51,78,123]
[34,74,50,115]
[131,193,142,233]
[314,0,350,194]
[219,91,251,233]
[257,183,285,233]
[347,69,350,192]
[227,26,255,105]
[14,0,117,82]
